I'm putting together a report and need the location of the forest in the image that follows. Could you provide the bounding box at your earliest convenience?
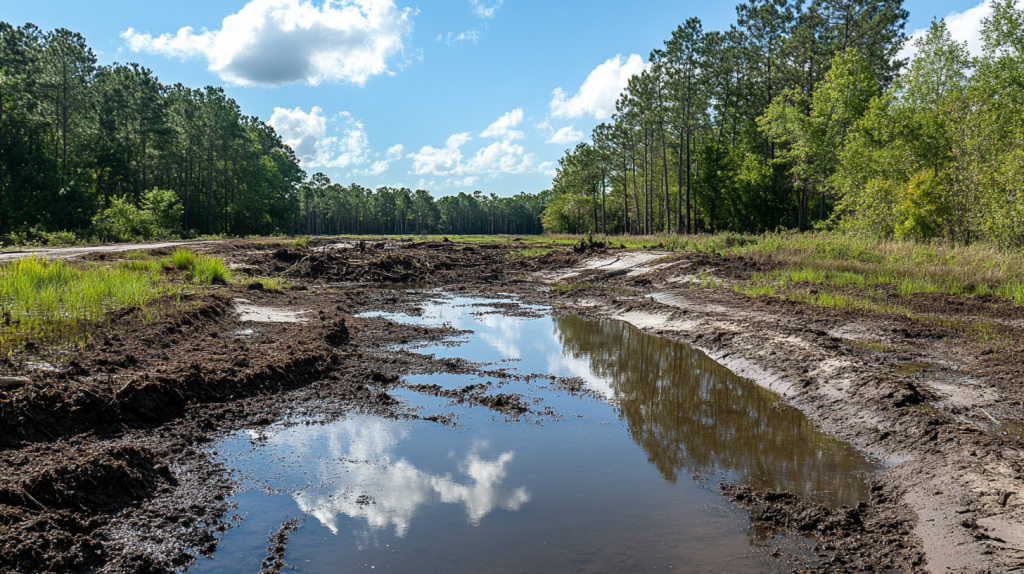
[0,22,545,244]
[542,0,1024,247]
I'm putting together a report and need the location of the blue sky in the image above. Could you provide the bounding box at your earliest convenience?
[4,0,994,197]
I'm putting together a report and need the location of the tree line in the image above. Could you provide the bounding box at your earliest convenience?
[294,175,547,236]
[545,0,909,235]
[546,0,1024,246]
[0,22,546,243]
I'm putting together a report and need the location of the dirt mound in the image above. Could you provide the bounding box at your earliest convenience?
[0,445,166,513]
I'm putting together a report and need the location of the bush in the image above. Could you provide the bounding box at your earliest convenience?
[90,197,159,242]
[142,188,183,233]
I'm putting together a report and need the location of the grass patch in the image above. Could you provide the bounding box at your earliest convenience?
[190,256,230,284]
[121,250,151,260]
[167,248,230,284]
[0,256,178,351]
[293,236,310,248]
[171,248,196,270]
[507,248,552,258]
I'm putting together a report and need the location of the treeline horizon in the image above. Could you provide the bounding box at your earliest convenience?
[545,0,1024,247]
[0,22,546,245]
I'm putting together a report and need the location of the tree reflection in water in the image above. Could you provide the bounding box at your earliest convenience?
[553,315,878,507]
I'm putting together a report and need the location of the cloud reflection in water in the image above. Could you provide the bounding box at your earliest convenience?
[262,419,529,537]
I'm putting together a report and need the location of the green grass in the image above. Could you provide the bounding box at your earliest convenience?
[506,248,553,258]
[121,250,151,260]
[171,248,196,270]
[0,256,175,351]
[293,236,310,248]
[190,256,230,284]
[168,248,230,284]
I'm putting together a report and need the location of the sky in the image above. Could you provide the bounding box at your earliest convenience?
[2,0,1000,197]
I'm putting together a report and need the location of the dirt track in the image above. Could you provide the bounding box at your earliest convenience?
[1,237,1022,573]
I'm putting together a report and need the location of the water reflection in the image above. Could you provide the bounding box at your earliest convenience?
[553,315,878,506]
[260,418,529,537]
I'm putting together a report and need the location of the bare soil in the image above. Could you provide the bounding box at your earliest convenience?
[1,236,1021,573]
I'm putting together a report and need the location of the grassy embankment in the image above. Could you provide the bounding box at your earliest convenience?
[543,232,1024,349]
[0,248,231,354]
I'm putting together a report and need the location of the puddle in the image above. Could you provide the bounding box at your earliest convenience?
[193,295,880,573]
[894,362,937,376]
[234,300,310,323]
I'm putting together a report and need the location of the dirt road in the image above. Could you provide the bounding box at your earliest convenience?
[0,240,222,262]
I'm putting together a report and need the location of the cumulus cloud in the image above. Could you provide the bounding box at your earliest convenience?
[899,0,1024,61]
[363,143,405,175]
[480,108,524,140]
[464,140,536,174]
[549,54,648,120]
[407,130,540,177]
[407,132,471,175]
[455,176,479,187]
[121,0,413,86]
[545,126,583,145]
[269,106,371,169]
[470,0,503,19]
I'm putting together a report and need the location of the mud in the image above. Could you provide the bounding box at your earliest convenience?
[1,236,1022,572]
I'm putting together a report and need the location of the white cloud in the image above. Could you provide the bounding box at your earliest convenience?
[407,132,471,175]
[455,176,479,187]
[408,131,540,177]
[899,0,1024,61]
[480,108,524,140]
[545,126,583,145]
[262,419,529,537]
[464,140,536,174]
[470,0,503,19]
[269,106,370,169]
[440,29,480,45]
[550,54,648,120]
[364,143,404,175]
[121,0,413,86]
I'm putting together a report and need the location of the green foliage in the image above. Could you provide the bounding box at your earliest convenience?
[834,7,1024,246]
[142,189,184,233]
[90,197,160,242]
[293,236,310,248]
[545,0,907,235]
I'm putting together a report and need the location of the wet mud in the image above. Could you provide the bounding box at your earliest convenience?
[0,237,1021,573]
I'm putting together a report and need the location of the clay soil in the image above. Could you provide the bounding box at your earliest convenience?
[1,236,1022,573]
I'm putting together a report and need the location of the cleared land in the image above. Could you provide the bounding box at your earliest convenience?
[0,234,1021,573]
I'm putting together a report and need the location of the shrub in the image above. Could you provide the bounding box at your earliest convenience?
[142,188,183,233]
[90,197,159,242]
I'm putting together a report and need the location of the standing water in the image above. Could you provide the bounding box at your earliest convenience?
[191,294,879,573]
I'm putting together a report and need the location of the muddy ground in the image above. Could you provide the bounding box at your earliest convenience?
[1,236,1022,573]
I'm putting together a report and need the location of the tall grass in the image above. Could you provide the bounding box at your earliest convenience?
[0,256,167,350]
[169,248,230,284]
[190,256,230,284]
